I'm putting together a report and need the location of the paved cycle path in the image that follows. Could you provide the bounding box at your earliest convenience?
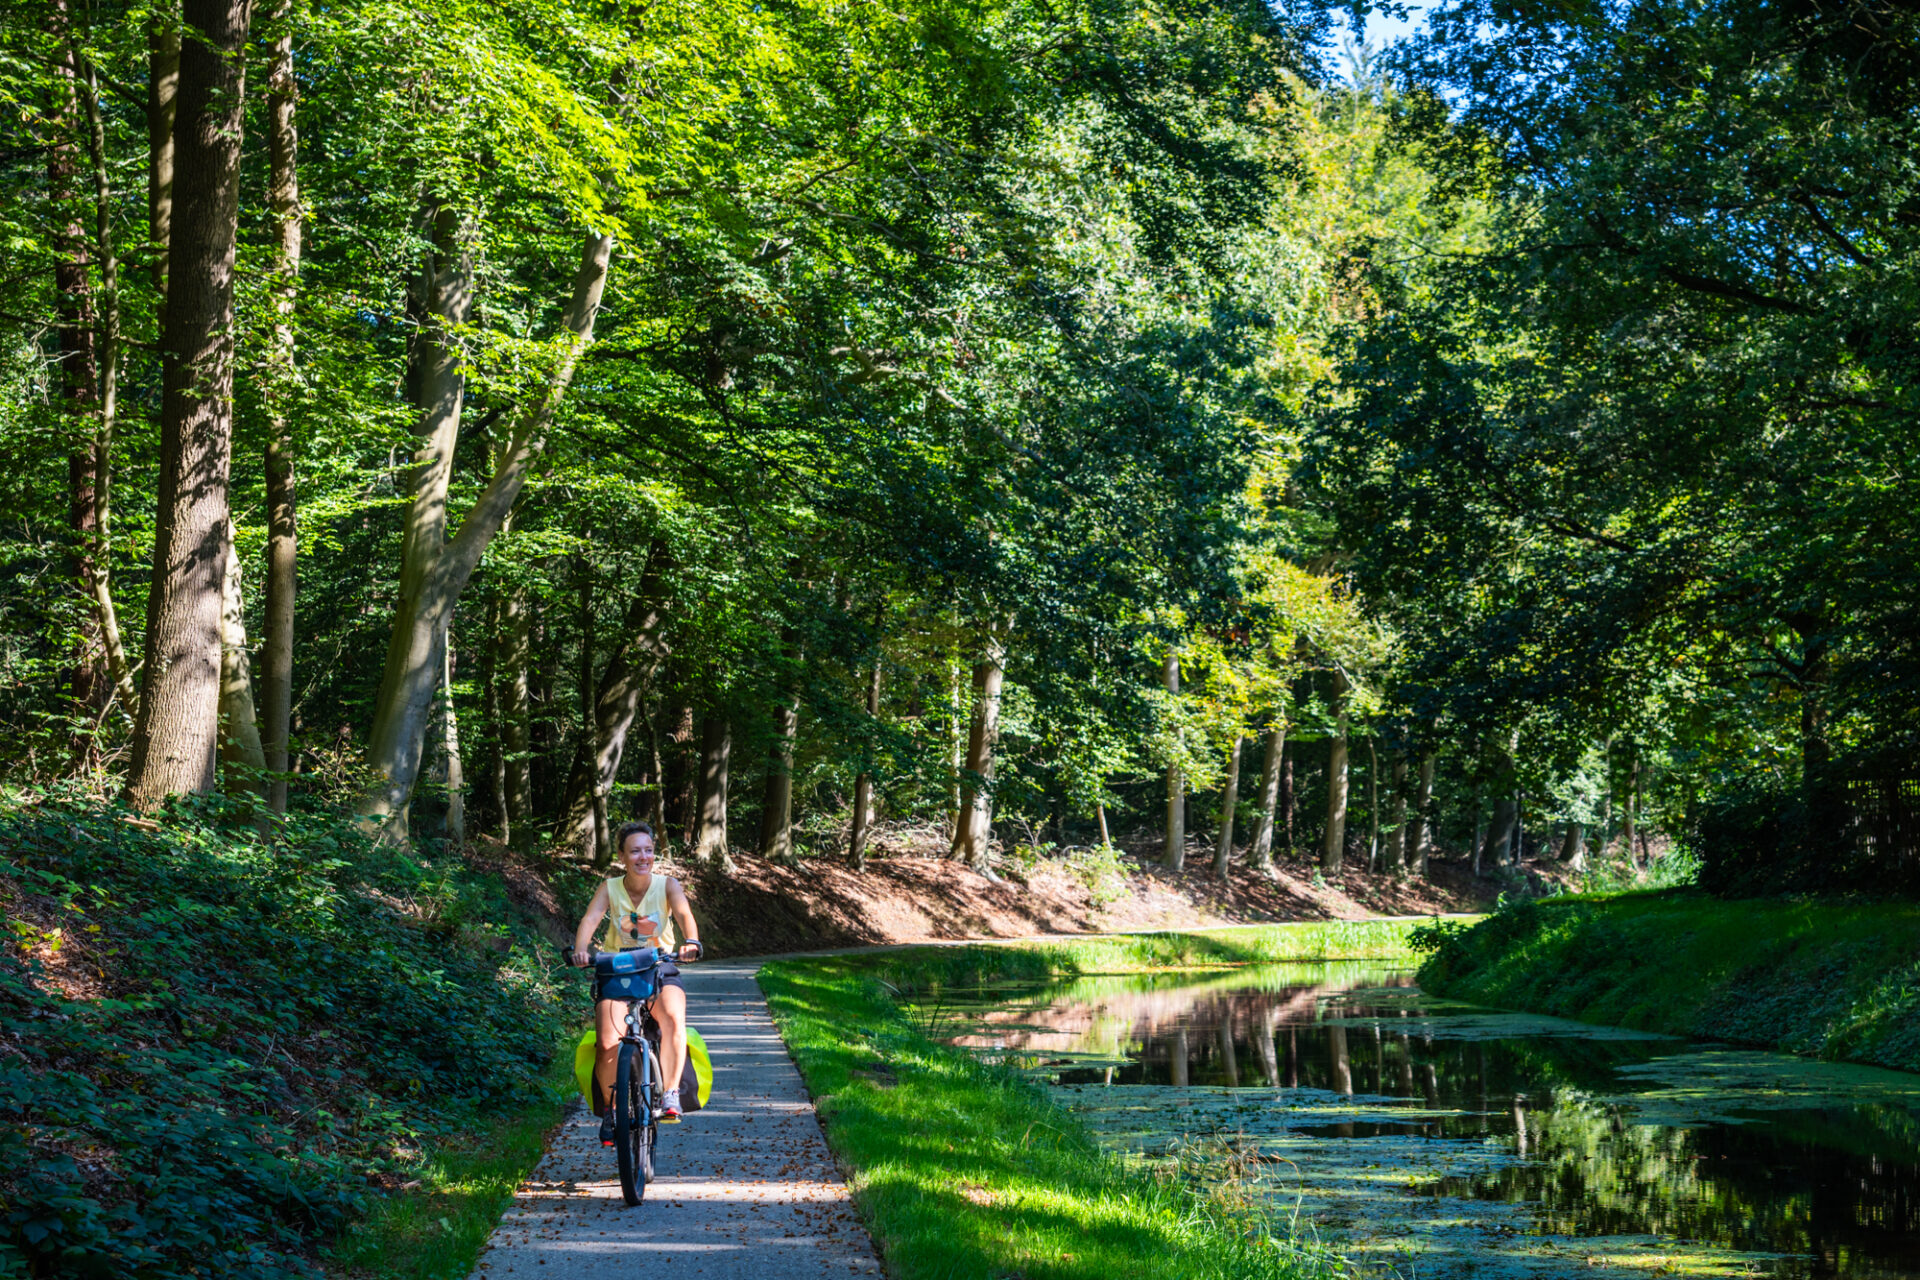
[468,961,884,1280]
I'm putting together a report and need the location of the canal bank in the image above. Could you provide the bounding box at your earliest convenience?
[1413,891,1920,1073]
[916,940,1920,1279]
[757,922,1423,1280]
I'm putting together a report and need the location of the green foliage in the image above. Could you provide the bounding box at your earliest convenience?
[1305,0,1920,855]
[759,947,1346,1280]
[0,789,572,1278]
[1417,894,1920,1074]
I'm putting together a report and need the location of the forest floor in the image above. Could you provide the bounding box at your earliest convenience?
[661,828,1497,958]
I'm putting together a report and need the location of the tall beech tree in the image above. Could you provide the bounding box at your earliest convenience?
[125,0,250,807]
[358,228,614,840]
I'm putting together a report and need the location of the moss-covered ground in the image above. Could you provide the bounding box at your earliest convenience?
[758,921,1432,1280]
[1414,891,1920,1072]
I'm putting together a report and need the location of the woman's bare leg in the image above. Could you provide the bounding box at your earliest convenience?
[593,997,624,1113]
[655,984,687,1093]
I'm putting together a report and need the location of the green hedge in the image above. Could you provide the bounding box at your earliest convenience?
[0,789,573,1279]
[1415,891,1920,1072]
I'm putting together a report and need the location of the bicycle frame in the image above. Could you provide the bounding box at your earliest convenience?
[567,946,671,1205]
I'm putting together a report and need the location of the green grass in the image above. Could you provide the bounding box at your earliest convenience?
[756,923,1422,1280]
[875,917,1437,998]
[1416,891,1920,1072]
[328,1047,574,1280]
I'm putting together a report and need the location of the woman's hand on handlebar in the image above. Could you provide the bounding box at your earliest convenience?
[571,948,591,968]
[676,939,703,963]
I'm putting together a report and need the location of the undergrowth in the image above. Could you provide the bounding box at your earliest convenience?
[1417,891,1920,1072]
[0,786,576,1279]
[759,949,1347,1280]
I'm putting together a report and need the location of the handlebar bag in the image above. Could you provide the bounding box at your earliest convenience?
[594,950,660,1002]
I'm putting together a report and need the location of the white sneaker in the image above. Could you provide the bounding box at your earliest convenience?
[658,1087,682,1121]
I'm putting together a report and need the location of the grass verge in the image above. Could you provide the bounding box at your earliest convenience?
[876,917,1435,998]
[328,1048,574,1280]
[758,922,1420,1280]
[1415,891,1920,1072]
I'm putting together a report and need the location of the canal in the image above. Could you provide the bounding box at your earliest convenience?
[929,962,1920,1278]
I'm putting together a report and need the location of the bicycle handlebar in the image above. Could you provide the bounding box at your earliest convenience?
[559,942,702,969]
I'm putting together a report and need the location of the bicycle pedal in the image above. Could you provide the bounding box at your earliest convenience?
[657,1112,682,1124]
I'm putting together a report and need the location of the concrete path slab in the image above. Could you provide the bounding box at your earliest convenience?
[469,962,884,1280]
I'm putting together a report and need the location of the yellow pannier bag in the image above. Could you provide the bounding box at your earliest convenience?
[573,1024,714,1114]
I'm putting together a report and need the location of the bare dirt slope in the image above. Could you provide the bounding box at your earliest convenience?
[482,826,1497,960]
[673,834,1495,959]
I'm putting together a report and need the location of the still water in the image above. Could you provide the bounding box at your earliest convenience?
[930,963,1920,1279]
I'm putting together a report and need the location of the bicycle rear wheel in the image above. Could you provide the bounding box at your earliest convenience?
[614,1041,649,1205]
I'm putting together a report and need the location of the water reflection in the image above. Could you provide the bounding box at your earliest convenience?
[929,964,1920,1279]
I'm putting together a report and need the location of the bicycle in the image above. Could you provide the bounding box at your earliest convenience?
[563,943,689,1205]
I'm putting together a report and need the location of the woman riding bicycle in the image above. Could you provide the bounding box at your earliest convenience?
[571,821,702,1143]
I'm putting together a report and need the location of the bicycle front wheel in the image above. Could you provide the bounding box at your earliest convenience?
[614,1041,649,1205]
[641,1037,664,1182]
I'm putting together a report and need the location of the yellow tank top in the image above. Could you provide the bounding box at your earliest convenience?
[602,873,676,952]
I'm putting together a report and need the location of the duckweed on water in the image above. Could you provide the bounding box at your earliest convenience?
[936,958,1920,1280]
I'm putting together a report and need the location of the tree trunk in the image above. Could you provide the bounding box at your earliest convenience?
[1162,651,1184,869]
[1366,736,1380,871]
[946,653,965,840]
[1558,821,1584,870]
[529,607,557,820]
[949,632,1006,878]
[1282,740,1294,851]
[1599,739,1615,853]
[48,11,107,723]
[125,0,249,808]
[1633,761,1649,865]
[483,589,510,844]
[1385,752,1408,876]
[759,694,800,864]
[147,8,178,301]
[443,630,464,848]
[1212,735,1243,878]
[693,714,734,871]
[666,701,697,847]
[1622,750,1638,866]
[849,645,882,870]
[77,58,135,717]
[1096,802,1111,848]
[1408,752,1435,877]
[1322,674,1349,874]
[1472,795,1485,875]
[1248,720,1285,875]
[557,544,672,860]
[217,537,265,786]
[1488,794,1519,867]
[260,0,301,815]
[358,228,615,841]
[645,710,667,831]
[499,572,534,845]
[573,559,599,861]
